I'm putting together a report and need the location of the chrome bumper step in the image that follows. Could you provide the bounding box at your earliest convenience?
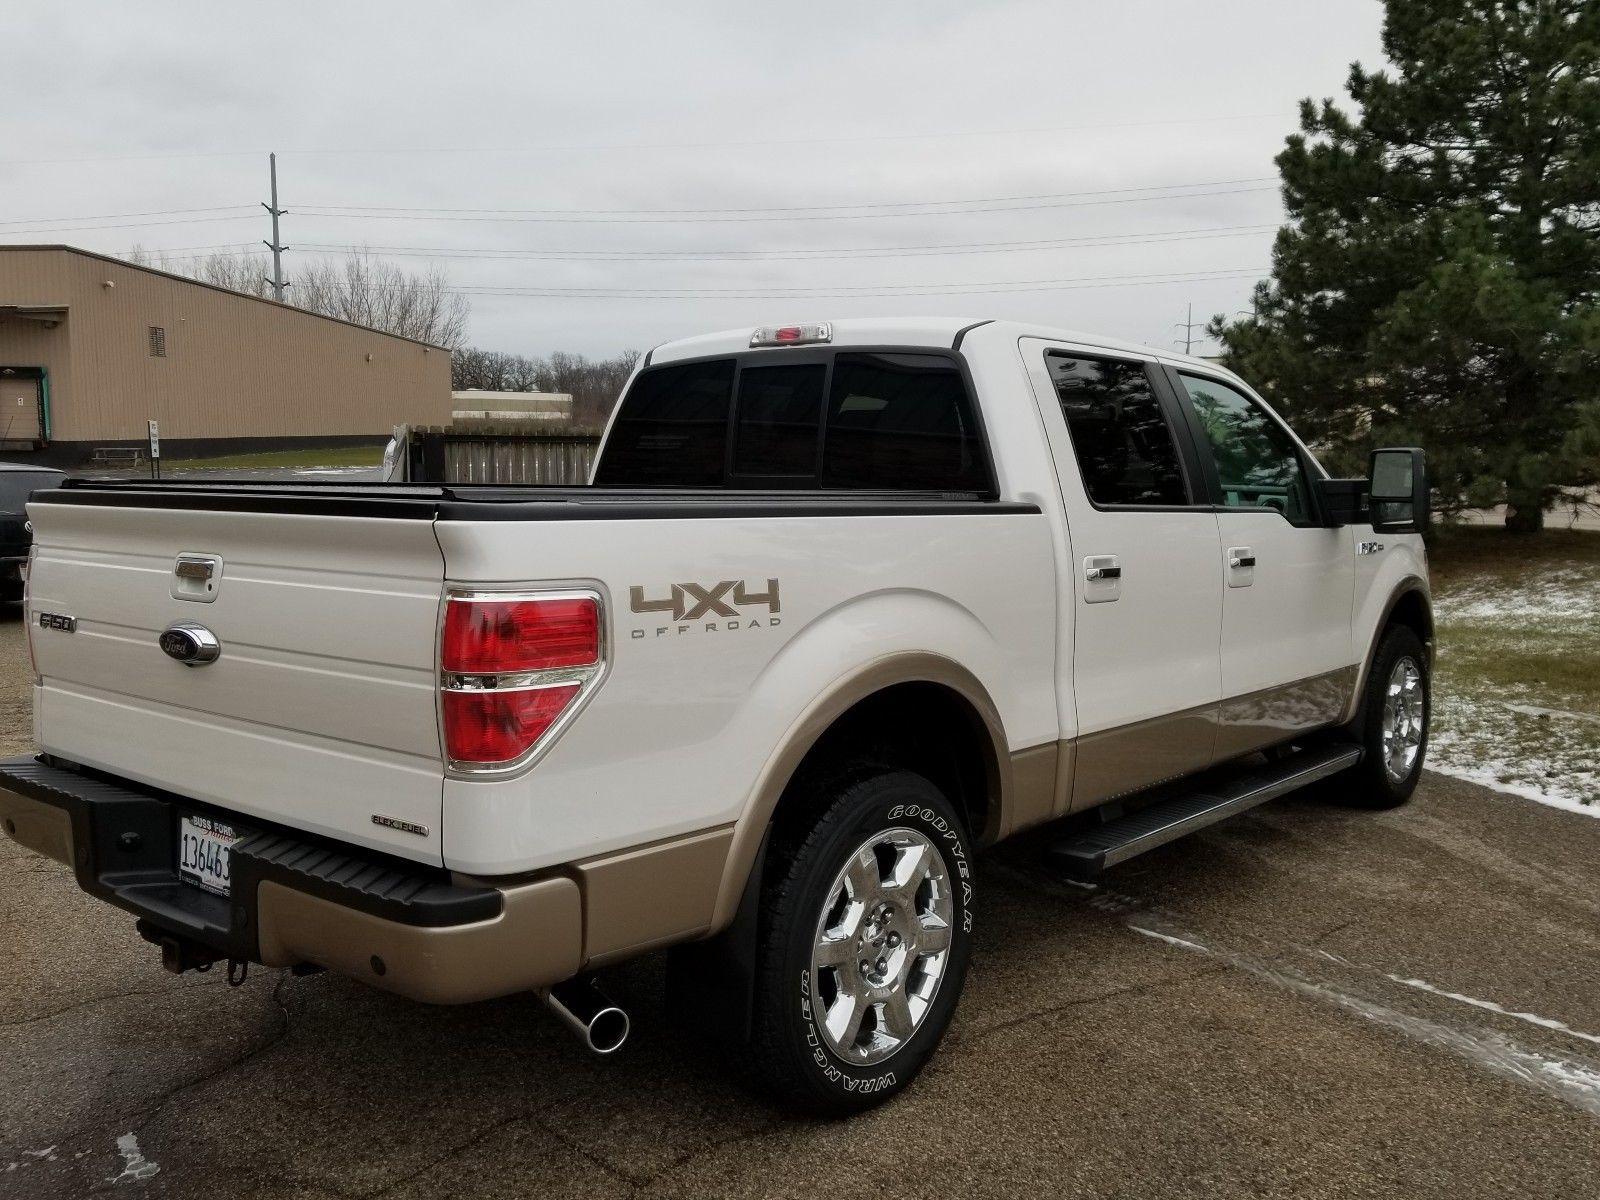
[1049,742,1362,882]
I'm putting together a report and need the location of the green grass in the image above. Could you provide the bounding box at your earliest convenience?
[1426,527,1600,809]
[160,445,386,472]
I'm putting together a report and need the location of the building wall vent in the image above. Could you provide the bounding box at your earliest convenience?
[148,326,167,357]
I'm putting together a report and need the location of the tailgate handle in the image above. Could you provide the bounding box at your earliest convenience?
[175,557,214,582]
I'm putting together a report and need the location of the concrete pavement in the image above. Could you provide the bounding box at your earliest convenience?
[2,608,1597,1198]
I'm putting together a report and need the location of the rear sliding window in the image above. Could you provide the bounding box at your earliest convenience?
[595,350,991,492]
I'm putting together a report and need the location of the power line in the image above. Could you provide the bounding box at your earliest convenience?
[441,265,1268,300]
[0,205,254,226]
[0,112,1292,167]
[0,214,263,236]
[293,185,1277,227]
[1,176,1279,238]
[292,225,1277,265]
[301,177,1277,217]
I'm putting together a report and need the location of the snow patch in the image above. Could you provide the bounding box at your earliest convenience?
[1502,702,1600,725]
[1385,975,1600,1048]
[1426,757,1600,818]
[1124,917,1600,1118]
[1127,925,1209,953]
[108,1133,158,1185]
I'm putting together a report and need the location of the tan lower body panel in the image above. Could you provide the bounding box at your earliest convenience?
[1214,666,1357,761]
[573,825,735,968]
[0,789,74,867]
[1071,707,1219,810]
[1066,666,1360,812]
[255,875,583,1005]
[1002,741,1062,837]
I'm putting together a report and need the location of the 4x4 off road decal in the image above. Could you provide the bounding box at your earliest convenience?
[628,578,781,638]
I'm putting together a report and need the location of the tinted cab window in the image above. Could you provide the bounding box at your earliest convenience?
[1047,352,1189,506]
[1180,375,1313,525]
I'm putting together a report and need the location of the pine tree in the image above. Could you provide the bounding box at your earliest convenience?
[1212,0,1600,531]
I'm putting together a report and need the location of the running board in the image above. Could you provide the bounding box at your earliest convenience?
[1048,742,1362,882]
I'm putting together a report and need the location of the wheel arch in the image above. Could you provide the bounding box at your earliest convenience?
[1343,575,1434,726]
[707,652,1012,932]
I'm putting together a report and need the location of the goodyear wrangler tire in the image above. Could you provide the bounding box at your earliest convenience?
[1339,625,1430,809]
[749,769,974,1114]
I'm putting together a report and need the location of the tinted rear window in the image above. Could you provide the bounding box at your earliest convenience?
[732,364,825,479]
[592,359,735,487]
[595,350,991,492]
[822,353,988,491]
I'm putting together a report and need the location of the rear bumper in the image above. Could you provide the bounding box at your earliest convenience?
[0,755,583,1003]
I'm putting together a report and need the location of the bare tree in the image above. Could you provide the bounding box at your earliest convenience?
[291,249,469,349]
[123,245,469,348]
[451,348,547,392]
[450,347,640,426]
[126,246,272,297]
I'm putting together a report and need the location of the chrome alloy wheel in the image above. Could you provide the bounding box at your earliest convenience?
[1382,656,1425,782]
[809,827,955,1067]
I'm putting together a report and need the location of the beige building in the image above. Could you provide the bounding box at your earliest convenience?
[0,246,452,462]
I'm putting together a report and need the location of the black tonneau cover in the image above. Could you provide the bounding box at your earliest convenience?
[42,479,1037,521]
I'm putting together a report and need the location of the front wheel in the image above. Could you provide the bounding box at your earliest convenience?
[1340,625,1430,808]
[748,768,974,1114]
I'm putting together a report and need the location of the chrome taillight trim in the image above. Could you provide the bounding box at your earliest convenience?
[437,585,609,779]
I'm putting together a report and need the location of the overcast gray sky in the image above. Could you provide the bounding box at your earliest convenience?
[2,0,1386,359]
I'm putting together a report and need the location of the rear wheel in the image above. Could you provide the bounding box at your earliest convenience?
[748,768,974,1114]
[1339,625,1430,808]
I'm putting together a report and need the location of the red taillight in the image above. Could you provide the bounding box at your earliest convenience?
[440,591,604,770]
[443,684,581,764]
[443,596,598,673]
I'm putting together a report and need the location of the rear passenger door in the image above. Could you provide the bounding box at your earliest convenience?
[1166,369,1355,759]
[1022,341,1222,810]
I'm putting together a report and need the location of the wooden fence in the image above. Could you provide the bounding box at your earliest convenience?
[404,424,603,485]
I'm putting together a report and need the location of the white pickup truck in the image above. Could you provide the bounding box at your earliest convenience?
[0,319,1432,1113]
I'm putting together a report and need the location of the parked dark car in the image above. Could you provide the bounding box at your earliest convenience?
[0,465,66,602]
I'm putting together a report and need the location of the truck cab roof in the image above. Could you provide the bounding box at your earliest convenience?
[647,317,1235,376]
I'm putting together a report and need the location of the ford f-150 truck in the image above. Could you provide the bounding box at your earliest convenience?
[0,319,1432,1113]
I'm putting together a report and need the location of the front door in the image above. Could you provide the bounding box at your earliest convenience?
[1023,341,1223,809]
[1168,368,1355,759]
[0,375,41,444]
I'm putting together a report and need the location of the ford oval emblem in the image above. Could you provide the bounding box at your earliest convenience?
[160,622,221,667]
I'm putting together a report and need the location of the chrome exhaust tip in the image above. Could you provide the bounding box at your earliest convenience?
[542,977,629,1055]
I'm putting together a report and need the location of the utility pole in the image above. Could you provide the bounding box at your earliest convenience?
[1175,301,1206,356]
[262,152,288,301]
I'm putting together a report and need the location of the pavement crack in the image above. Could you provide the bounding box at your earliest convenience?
[0,978,231,1029]
[635,1117,787,1185]
[952,965,1228,1049]
[357,1111,544,1200]
[128,970,293,1137]
[531,1118,649,1189]
[9,971,294,1164]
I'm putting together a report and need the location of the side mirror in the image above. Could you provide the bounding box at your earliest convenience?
[1368,447,1429,534]
[1314,477,1365,527]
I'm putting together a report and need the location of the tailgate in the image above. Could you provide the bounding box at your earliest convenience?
[25,499,447,864]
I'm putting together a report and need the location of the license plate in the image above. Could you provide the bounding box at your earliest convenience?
[178,814,239,897]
